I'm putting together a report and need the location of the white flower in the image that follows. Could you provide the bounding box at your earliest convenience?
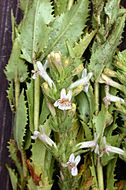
[76,134,100,154]
[100,137,125,157]
[32,61,56,89]
[31,126,57,150]
[103,85,125,108]
[62,153,81,176]
[69,69,93,93]
[54,89,72,110]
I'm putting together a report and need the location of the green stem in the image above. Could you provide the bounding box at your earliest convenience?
[95,82,99,115]
[97,157,104,190]
[21,151,28,190]
[34,75,40,131]
[67,0,74,10]
[32,1,40,131]
[15,76,20,110]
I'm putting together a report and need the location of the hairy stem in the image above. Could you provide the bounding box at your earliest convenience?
[15,76,20,110]
[95,82,99,115]
[97,157,104,190]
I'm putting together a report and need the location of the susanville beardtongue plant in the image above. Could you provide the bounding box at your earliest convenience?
[4,0,126,190]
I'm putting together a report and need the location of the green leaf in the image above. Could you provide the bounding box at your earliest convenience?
[93,105,106,137]
[5,39,28,82]
[39,97,50,125]
[26,80,34,132]
[7,81,15,112]
[31,117,51,167]
[14,90,27,151]
[107,158,117,190]
[7,139,24,181]
[76,92,90,123]
[105,0,120,25]
[19,0,33,12]
[6,165,18,190]
[11,10,17,42]
[41,0,89,60]
[54,0,68,16]
[73,30,97,58]
[81,121,92,141]
[88,15,126,81]
[19,0,54,63]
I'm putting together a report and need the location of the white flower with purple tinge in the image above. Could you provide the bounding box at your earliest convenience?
[103,85,125,108]
[62,153,81,176]
[69,69,93,93]
[31,126,57,150]
[32,61,56,89]
[54,89,72,110]
[100,137,125,157]
[76,134,100,154]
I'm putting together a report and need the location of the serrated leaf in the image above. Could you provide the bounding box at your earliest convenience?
[73,30,97,58]
[27,177,52,190]
[6,165,18,190]
[19,0,54,63]
[39,97,50,124]
[7,139,24,181]
[41,0,89,60]
[54,0,68,16]
[26,80,34,132]
[88,15,125,81]
[31,117,51,167]
[76,92,90,122]
[7,81,15,112]
[5,39,28,82]
[14,90,27,151]
[107,158,117,190]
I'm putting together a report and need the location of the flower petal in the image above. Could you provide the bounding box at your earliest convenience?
[36,61,44,71]
[32,73,37,79]
[66,90,72,101]
[61,89,66,99]
[82,69,87,78]
[54,101,59,107]
[71,167,78,176]
[107,145,125,155]
[75,155,81,165]
[76,141,96,149]
[69,153,75,162]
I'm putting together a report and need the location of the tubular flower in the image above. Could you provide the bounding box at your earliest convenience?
[103,85,125,108]
[100,137,125,157]
[62,153,81,176]
[54,89,72,110]
[69,69,93,93]
[31,126,57,150]
[32,61,56,89]
[76,134,100,154]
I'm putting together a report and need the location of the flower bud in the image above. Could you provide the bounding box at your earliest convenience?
[104,68,116,77]
[48,51,63,74]
[41,82,50,94]
[68,103,76,115]
[72,64,84,75]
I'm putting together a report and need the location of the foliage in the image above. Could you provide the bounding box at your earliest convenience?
[5,0,126,190]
